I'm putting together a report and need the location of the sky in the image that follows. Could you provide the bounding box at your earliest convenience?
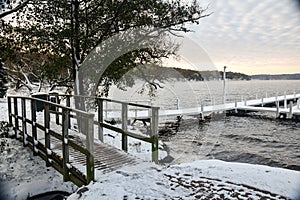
[165,0,300,75]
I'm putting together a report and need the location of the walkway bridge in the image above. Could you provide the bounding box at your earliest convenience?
[7,96,159,186]
[6,92,300,186]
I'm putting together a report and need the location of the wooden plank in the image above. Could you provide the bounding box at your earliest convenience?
[86,115,94,183]
[100,123,153,143]
[122,103,128,152]
[97,99,104,142]
[151,107,159,163]
[69,140,89,156]
[44,103,51,167]
[13,98,19,138]
[7,97,12,133]
[31,99,37,156]
[21,98,27,146]
[62,108,70,182]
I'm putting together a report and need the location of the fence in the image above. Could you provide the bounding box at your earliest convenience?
[7,96,94,186]
[96,98,159,162]
[47,94,160,163]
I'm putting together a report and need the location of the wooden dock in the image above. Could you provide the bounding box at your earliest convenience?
[7,96,158,187]
[99,93,300,119]
[6,93,300,186]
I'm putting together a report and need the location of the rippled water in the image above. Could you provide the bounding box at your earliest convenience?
[109,80,300,170]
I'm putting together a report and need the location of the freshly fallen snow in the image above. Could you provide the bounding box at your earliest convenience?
[67,160,300,200]
[0,136,77,200]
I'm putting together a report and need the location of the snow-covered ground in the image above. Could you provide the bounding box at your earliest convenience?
[1,94,300,199]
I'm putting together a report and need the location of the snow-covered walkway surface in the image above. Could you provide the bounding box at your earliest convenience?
[67,160,300,200]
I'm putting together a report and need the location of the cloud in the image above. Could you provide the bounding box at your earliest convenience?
[181,0,300,73]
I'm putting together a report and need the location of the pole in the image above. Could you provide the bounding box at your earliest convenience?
[223,66,227,104]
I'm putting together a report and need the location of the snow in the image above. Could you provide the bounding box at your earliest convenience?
[67,160,300,200]
[1,94,300,199]
[0,136,77,200]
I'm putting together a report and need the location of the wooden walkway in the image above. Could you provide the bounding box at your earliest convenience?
[48,136,138,174]
[7,96,157,186]
[102,93,300,119]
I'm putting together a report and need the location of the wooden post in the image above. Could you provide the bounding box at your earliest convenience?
[97,99,104,142]
[261,97,264,107]
[55,96,60,125]
[31,99,37,156]
[200,100,204,120]
[86,114,95,184]
[13,98,19,138]
[288,102,293,119]
[7,97,12,137]
[284,93,287,109]
[151,107,159,163]
[105,101,108,119]
[62,108,70,182]
[234,99,238,113]
[121,103,128,152]
[276,101,280,118]
[297,98,300,109]
[66,96,71,128]
[21,98,27,146]
[44,103,51,167]
[223,66,227,104]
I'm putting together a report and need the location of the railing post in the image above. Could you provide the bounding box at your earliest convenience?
[151,107,159,164]
[284,93,287,109]
[97,99,104,142]
[276,101,280,118]
[7,97,12,137]
[234,99,238,113]
[56,95,60,125]
[288,102,293,119]
[261,97,264,107]
[31,99,37,156]
[121,103,128,152]
[200,100,204,120]
[21,98,27,146]
[44,103,51,167]
[62,108,70,182]
[66,96,71,128]
[297,99,300,109]
[13,98,19,138]
[86,114,95,184]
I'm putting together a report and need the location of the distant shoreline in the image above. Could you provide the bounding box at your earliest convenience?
[251,73,300,80]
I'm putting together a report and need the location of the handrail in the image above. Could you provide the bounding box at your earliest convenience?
[7,96,95,186]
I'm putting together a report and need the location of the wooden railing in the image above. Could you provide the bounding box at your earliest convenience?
[46,94,160,163]
[7,96,94,187]
[96,98,159,163]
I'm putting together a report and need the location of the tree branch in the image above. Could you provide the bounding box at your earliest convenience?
[0,0,30,19]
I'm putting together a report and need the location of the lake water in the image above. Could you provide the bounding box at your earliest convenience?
[108,80,300,171]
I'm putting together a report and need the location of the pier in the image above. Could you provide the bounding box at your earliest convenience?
[5,92,300,186]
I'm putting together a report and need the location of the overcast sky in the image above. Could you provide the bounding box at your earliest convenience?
[166,0,300,75]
